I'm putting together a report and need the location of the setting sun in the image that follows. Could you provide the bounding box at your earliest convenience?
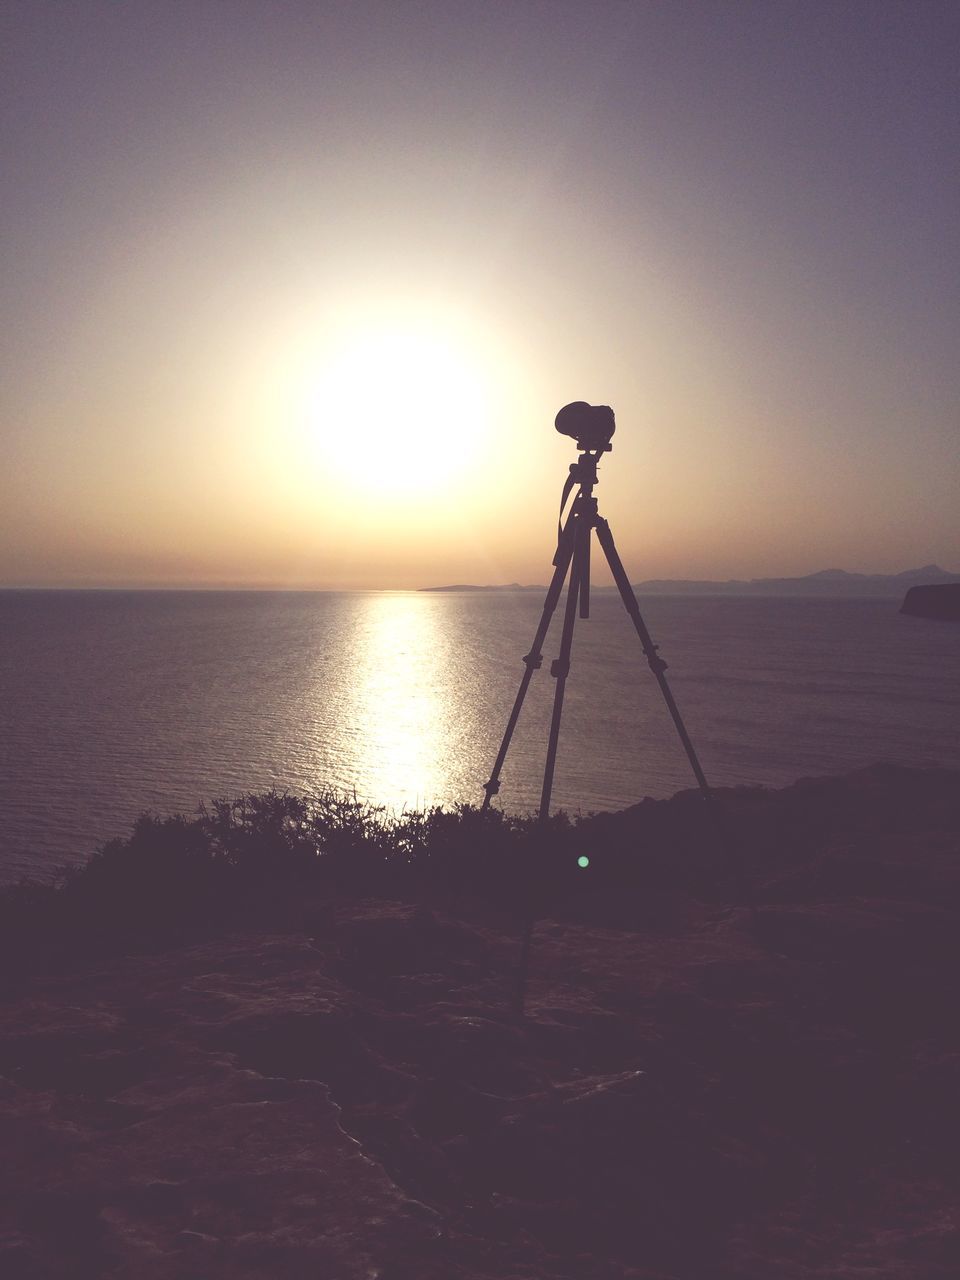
[303,316,492,495]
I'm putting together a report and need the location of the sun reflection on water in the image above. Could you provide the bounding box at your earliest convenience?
[343,593,453,811]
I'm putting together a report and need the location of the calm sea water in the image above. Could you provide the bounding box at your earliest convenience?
[1,589,957,882]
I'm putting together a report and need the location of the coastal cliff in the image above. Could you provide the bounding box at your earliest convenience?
[2,765,958,1278]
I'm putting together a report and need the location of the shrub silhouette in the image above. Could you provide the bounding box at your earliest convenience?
[0,790,572,975]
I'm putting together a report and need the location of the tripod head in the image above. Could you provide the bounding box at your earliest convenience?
[554,440,603,573]
[567,449,602,491]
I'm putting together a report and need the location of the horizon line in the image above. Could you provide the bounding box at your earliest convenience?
[2,561,956,595]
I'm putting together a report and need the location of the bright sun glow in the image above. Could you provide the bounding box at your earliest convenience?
[304,315,492,496]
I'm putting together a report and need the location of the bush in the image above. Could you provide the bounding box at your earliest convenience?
[0,790,563,975]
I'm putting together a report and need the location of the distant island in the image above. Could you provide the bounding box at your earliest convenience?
[422,565,960,599]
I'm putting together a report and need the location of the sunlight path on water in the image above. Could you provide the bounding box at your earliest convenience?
[333,593,453,813]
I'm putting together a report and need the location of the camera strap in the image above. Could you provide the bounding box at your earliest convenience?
[553,468,578,564]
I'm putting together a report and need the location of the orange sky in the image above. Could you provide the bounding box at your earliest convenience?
[3,3,957,589]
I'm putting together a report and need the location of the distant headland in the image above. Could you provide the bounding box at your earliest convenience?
[901,581,960,620]
[421,565,960,599]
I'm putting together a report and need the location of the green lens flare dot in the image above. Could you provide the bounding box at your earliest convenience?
[577,855,590,869]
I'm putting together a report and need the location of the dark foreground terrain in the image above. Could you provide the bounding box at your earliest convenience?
[1,764,958,1278]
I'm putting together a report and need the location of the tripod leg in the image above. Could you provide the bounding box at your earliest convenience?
[594,516,756,913]
[539,516,586,821]
[481,511,578,810]
[595,516,709,786]
[579,512,590,619]
[514,520,586,1015]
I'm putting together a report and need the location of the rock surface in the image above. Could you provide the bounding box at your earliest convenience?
[2,767,959,1278]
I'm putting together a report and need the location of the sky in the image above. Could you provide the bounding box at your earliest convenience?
[2,0,957,589]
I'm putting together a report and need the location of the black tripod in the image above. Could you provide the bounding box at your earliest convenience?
[482,434,754,1009]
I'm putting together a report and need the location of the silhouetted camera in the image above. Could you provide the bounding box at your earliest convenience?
[554,401,616,451]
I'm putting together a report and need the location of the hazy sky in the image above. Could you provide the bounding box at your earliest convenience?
[2,1,957,588]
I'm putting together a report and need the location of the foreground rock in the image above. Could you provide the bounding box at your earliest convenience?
[1,766,958,1278]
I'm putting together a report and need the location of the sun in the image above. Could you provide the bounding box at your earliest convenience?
[304,316,491,496]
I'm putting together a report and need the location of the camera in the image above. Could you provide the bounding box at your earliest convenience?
[554,402,616,451]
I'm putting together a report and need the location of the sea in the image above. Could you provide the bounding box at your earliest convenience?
[1,589,957,883]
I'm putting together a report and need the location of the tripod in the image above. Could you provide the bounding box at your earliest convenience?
[482,440,754,1010]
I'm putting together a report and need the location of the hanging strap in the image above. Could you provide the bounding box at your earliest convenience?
[553,467,578,565]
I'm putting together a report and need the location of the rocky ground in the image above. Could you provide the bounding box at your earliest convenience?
[1,764,958,1278]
